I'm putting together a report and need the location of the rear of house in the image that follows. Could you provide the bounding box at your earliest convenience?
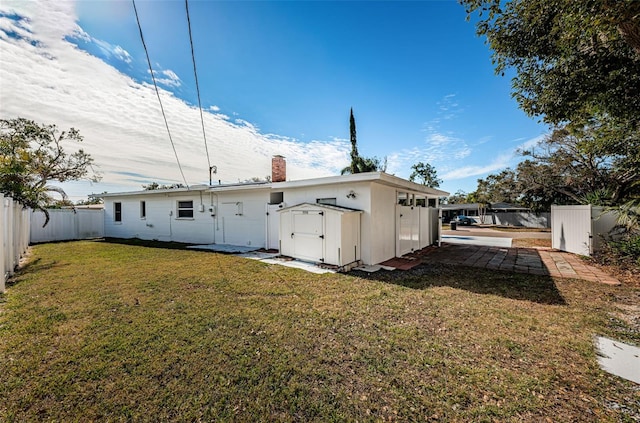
[98,158,448,267]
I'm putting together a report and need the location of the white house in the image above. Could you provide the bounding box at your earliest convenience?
[98,156,448,267]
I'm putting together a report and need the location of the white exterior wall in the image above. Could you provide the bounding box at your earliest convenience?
[279,181,375,263]
[212,190,270,247]
[103,189,270,247]
[369,184,401,265]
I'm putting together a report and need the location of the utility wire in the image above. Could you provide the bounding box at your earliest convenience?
[132,0,189,189]
[185,0,212,178]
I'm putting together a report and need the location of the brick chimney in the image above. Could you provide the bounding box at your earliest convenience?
[271,155,286,182]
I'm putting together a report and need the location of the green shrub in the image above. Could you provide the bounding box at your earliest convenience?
[598,232,640,269]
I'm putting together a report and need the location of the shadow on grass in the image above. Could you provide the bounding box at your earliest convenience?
[6,257,68,288]
[99,237,195,250]
[351,263,567,306]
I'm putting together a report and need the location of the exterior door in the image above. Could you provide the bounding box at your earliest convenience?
[266,204,282,250]
[396,205,419,257]
[292,210,324,263]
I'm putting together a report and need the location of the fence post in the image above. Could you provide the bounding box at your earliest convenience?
[1,193,5,293]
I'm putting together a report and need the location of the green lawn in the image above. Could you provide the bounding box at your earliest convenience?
[1,240,638,422]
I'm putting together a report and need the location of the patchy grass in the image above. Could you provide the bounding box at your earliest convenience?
[1,240,638,421]
[492,226,551,233]
[512,238,552,248]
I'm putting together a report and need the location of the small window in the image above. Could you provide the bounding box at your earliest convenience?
[177,200,194,218]
[270,191,284,204]
[140,201,146,219]
[316,198,336,206]
[114,202,122,222]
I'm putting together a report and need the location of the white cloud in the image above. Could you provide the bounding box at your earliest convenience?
[0,0,349,200]
[391,94,472,173]
[440,134,545,180]
[153,69,181,87]
[112,45,132,63]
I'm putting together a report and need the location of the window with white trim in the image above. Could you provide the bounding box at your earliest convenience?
[177,200,194,218]
[140,201,146,219]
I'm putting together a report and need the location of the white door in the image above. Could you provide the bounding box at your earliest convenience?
[292,210,324,263]
[396,205,418,256]
[266,204,282,250]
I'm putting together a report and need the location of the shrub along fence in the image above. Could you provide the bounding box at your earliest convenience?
[1,193,31,293]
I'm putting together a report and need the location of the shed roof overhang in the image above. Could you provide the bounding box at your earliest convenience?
[277,202,363,214]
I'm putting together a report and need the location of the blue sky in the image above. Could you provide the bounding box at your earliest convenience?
[0,0,547,201]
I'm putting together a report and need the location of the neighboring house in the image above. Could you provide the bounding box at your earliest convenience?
[442,202,531,223]
[490,202,530,213]
[441,203,483,222]
[97,156,449,267]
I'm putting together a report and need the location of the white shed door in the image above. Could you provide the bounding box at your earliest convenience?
[292,210,324,263]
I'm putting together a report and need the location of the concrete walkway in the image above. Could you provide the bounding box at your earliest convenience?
[416,243,620,285]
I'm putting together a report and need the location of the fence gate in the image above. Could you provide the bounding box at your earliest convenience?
[551,205,617,256]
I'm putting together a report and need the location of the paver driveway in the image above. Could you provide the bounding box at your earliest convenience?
[416,243,620,285]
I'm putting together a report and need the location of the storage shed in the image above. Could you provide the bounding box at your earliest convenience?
[279,203,362,268]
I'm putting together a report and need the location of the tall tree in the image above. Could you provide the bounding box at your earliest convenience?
[475,169,519,204]
[460,0,640,128]
[0,118,99,226]
[409,162,442,188]
[341,108,387,175]
[349,108,360,174]
[445,190,470,204]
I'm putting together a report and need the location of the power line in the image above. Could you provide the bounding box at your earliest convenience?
[185,0,213,184]
[132,0,189,189]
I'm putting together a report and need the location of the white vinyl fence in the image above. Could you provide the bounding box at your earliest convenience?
[551,205,618,256]
[474,212,550,228]
[1,194,31,293]
[30,209,104,243]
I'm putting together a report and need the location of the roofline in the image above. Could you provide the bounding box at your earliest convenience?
[94,182,271,198]
[271,172,449,197]
[93,173,449,198]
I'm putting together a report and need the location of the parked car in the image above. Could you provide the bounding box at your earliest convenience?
[453,215,474,226]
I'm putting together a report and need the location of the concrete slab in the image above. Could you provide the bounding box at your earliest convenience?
[595,336,640,384]
[442,235,513,248]
[260,258,335,274]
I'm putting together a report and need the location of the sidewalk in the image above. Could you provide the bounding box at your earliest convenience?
[416,243,620,285]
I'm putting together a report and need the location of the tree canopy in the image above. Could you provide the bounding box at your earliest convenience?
[409,162,442,188]
[460,0,640,128]
[458,0,640,213]
[467,122,640,212]
[0,118,99,226]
